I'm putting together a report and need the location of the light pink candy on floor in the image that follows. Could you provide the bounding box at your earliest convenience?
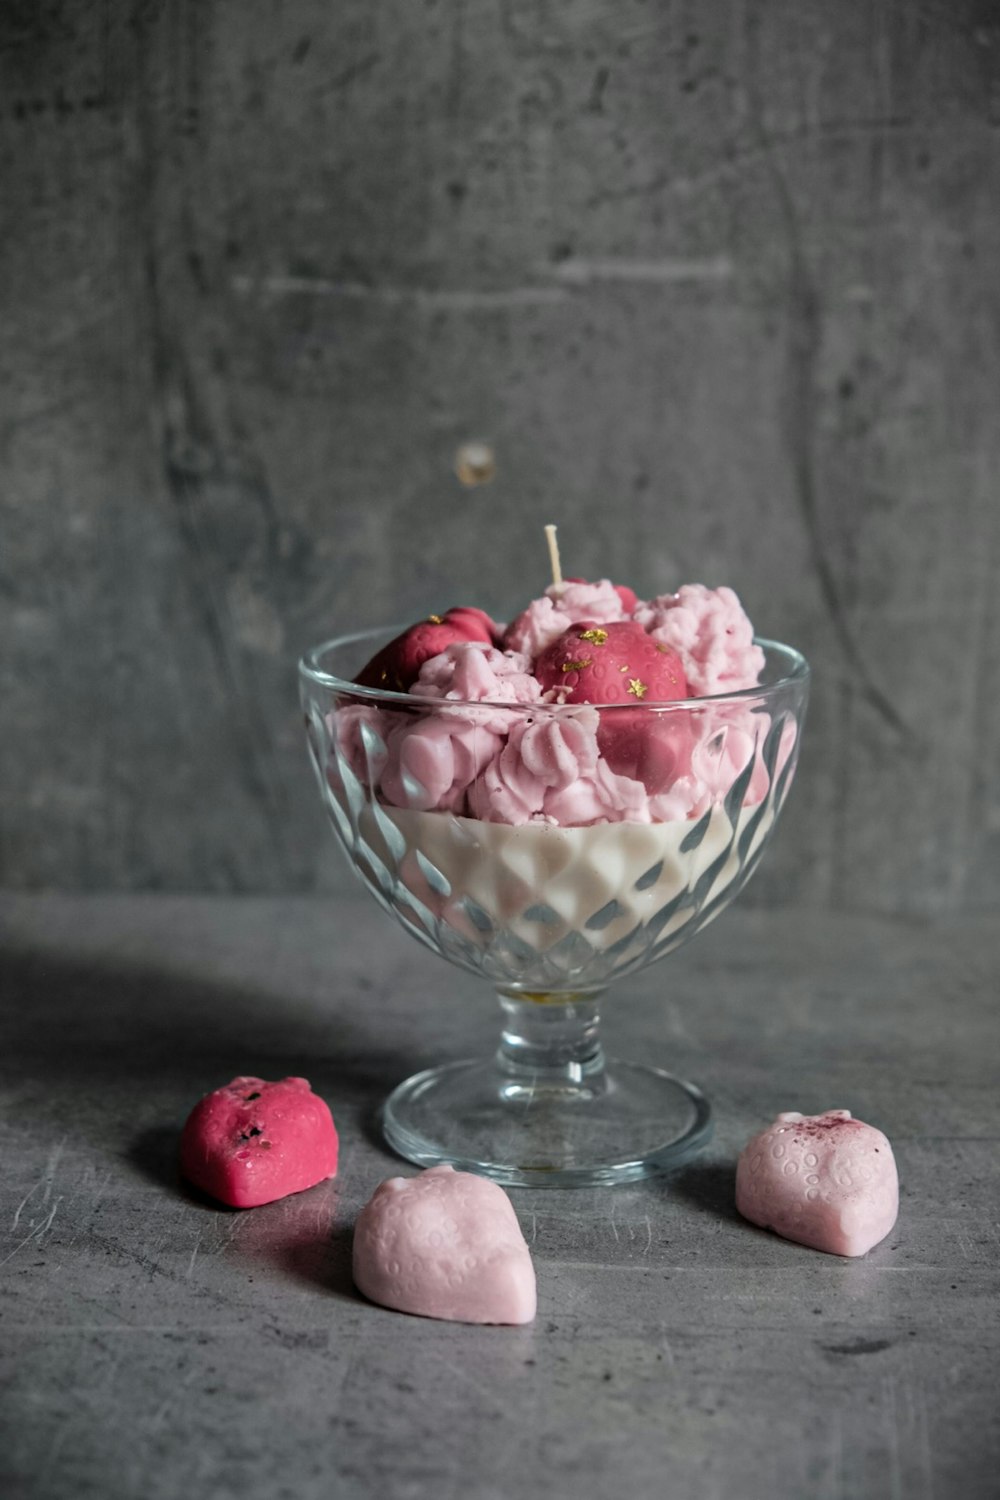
[736,1110,898,1257]
[352,1165,536,1324]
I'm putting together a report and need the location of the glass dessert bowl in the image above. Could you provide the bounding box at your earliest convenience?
[300,626,809,1188]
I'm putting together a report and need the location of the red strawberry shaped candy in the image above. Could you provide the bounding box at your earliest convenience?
[535,621,689,792]
[598,706,697,793]
[535,620,687,705]
[356,607,497,691]
[180,1076,338,1208]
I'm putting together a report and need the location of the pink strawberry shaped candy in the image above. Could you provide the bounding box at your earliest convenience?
[353,1165,536,1324]
[356,607,497,691]
[180,1076,338,1209]
[736,1109,899,1257]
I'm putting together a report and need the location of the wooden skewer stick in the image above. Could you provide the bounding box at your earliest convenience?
[544,524,564,593]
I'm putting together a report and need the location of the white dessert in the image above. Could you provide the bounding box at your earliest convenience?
[349,800,773,963]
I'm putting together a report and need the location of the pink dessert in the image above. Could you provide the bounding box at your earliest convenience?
[341,576,784,829]
[315,564,805,960]
[735,1109,899,1257]
[180,1076,339,1209]
[352,1164,537,1324]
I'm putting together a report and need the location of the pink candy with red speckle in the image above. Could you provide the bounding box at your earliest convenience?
[736,1109,899,1257]
[180,1076,338,1209]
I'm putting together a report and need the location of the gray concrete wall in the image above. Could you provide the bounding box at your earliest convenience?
[2,0,998,914]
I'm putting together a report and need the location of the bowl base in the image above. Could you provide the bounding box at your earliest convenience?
[381,1058,712,1188]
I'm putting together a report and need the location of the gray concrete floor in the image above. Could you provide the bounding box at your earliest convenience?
[1,893,997,1500]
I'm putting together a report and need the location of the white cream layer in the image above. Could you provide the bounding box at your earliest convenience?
[351,801,772,955]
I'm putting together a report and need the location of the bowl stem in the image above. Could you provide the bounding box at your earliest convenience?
[495,988,608,1101]
[381,986,712,1187]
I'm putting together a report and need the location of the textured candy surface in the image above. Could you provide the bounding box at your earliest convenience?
[352,1165,536,1324]
[534,620,688,705]
[736,1109,898,1257]
[533,620,689,793]
[180,1076,338,1209]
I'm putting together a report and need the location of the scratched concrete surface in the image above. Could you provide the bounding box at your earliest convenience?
[1,1,999,913]
[0,892,998,1499]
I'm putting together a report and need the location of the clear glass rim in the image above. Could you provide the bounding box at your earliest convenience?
[298,625,810,710]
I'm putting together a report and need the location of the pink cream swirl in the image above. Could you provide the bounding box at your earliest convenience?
[331,586,791,825]
[467,708,600,824]
[633,584,765,696]
[412,642,541,729]
[380,714,500,812]
[504,580,627,658]
[378,643,542,812]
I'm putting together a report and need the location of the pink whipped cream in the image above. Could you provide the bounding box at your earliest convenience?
[336,580,789,828]
[504,578,628,657]
[634,584,766,696]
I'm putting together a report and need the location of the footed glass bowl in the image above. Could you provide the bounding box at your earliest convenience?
[300,628,809,1187]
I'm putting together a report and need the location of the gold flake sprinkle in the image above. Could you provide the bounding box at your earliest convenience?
[427,614,444,624]
[562,658,593,673]
[654,642,671,654]
[579,627,608,646]
[618,664,629,673]
[627,678,648,699]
